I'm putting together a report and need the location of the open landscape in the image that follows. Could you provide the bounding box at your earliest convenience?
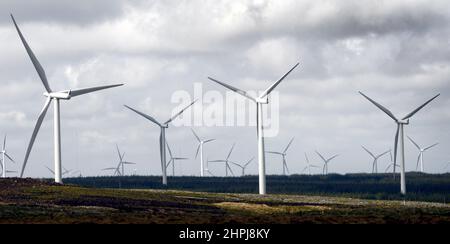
[1,174,449,224]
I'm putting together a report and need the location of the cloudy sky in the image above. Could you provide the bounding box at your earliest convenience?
[0,0,449,178]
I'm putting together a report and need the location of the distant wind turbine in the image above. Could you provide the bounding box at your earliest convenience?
[102,145,135,176]
[191,129,215,177]
[205,157,215,176]
[166,141,188,176]
[267,137,294,175]
[315,151,339,175]
[302,153,320,175]
[124,100,196,185]
[361,146,390,173]
[385,150,400,177]
[359,91,439,194]
[208,62,299,194]
[230,157,254,176]
[1,135,15,178]
[407,136,438,172]
[12,14,123,183]
[209,143,236,177]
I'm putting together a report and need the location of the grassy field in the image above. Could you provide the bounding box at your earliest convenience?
[64,173,450,203]
[0,178,449,224]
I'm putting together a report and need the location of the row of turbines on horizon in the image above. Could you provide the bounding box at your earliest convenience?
[1,14,447,196]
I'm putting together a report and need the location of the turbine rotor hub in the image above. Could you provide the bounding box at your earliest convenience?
[44,90,71,100]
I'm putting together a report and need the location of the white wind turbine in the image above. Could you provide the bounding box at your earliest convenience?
[315,151,339,175]
[266,137,294,175]
[1,135,16,178]
[230,157,254,176]
[124,100,196,185]
[359,92,439,194]
[102,145,135,176]
[407,136,438,173]
[166,141,188,176]
[12,15,123,183]
[302,153,320,175]
[208,63,299,194]
[209,143,236,177]
[361,146,390,173]
[191,129,215,177]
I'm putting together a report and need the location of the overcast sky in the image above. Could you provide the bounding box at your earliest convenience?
[1,0,449,178]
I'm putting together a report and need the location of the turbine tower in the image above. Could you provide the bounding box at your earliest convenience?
[166,141,188,176]
[266,137,294,175]
[407,136,438,173]
[12,15,123,183]
[359,92,439,194]
[315,151,339,175]
[361,146,390,173]
[230,157,254,176]
[303,153,320,175]
[124,100,196,185]
[1,135,16,178]
[208,63,299,194]
[205,157,215,176]
[191,129,215,176]
[209,143,236,177]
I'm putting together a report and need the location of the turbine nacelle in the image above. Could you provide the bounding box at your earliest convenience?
[44,90,71,100]
[397,119,409,125]
[255,97,269,104]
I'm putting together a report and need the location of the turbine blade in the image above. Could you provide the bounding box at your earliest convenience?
[359,92,398,122]
[165,141,173,158]
[165,99,197,124]
[70,84,123,98]
[124,105,162,127]
[116,144,122,161]
[204,139,215,143]
[20,98,51,177]
[407,136,421,150]
[259,63,300,98]
[2,135,6,151]
[361,145,375,158]
[402,94,440,120]
[194,144,201,159]
[315,150,326,163]
[304,153,310,163]
[377,150,390,158]
[5,153,15,164]
[266,151,282,155]
[226,143,236,160]
[11,14,52,92]
[328,154,339,162]
[45,166,54,175]
[245,157,254,167]
[393,125,399,165]
[208,77,257,102]
[283,137,295,154]
[416,153,421,171]
[424,143,438,151]
[191,129,201,142]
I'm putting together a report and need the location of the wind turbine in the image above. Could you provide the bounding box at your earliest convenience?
[208,62,299,194]
[359,92,439,194]
[12,15,123,183]
[230,157,254,176]
[315,151,339,175]
[266,137,294,175]
[191,129,215,176]
[209,143,236,177]
[385,150,400,177]
[124,100,196,185]
[302,153,320,175]
[1,135,16,178]
[361,146,390,173]
[102,145,135,176]
[407,136,438,173]
[166,141,188,176]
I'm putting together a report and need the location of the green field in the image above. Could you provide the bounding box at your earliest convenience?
[0,178,449,224]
